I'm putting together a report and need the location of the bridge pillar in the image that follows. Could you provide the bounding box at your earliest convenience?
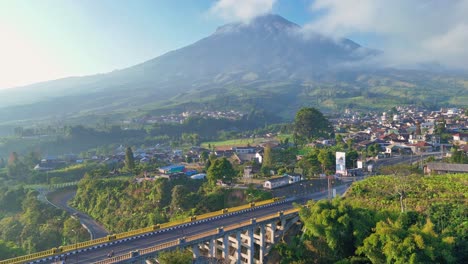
[247,227,255,264]
[192,244,200,259]
[222,234,229,260]
[281,217,286,231]
[209,239,216,258]
[258,224,266,263]
[266,223,275,242]
[236,231,242,264]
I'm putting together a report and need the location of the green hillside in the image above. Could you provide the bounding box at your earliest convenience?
[276,174,467,263]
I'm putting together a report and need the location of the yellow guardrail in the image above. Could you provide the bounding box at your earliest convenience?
[99,208,299,264]
[0,197,283,264]
[92,208,298,264]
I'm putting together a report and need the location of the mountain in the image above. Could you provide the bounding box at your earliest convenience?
[0,14,466,127]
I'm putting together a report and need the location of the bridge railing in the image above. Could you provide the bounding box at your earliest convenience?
[0,197,284,264]
[95,208,299,264]
[93,208,300,264]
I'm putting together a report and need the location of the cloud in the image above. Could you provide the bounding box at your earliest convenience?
[303,0,468,70]
[209,0,276,23]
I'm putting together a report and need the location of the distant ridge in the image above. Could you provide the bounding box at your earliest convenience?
[0,14,466,125]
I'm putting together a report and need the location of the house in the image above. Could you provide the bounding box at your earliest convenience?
[34,164,53,171]
[157,172,186,181]
[214,149,235,158]
[255,149,264,164]
[453,133,468,144]
[263,176,290,189]
[285,173,302,183]
[159,164,185,174]
[407,141,433,154]
[424,163,468,174]
[140,157,150,163]
[190,173,206,180]
[385,144,412,155]
[233,153,257,164]
[232,146,256,154]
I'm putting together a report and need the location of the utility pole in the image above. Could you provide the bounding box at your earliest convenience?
[327,175,333,199]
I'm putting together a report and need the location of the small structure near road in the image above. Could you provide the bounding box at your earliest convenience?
[263,174,303,189]
[158,164,185,174]
[424,162,468,174]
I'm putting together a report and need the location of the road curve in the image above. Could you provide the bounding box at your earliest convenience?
[48,189,109,239]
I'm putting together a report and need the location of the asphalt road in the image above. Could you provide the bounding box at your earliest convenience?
[48,189,109,239]
[43,184,350,264]
[374,152,443,170]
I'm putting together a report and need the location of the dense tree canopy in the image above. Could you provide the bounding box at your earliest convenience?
[293,107,333,145]
[275,174,467,263]
[206,157,236,186]
[0,187,87,259]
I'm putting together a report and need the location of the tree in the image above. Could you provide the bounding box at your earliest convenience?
[367,143,381,157]
[296,149,321,177]
[0,240,24,260]
[261,145,273,176]
[299,199,375,262]
[358,216,456,263]
[378,164,418,213]
[23,151,41,168]
[262,145,273,168]
[293,107,333,145]
[335,134,346,149]
[434,118,446,135]
[206,158,236,186]
[200,151,209,164]
[124,147,135,171]
[170,185,188,212]
[345,150,359,169]
[7,152,28,181]
[158,248,192,264]
[450,145,468,164]
[317,149,334,174]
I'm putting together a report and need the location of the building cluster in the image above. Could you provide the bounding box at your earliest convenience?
[34,106,467,179]
[128,110,244,124]
[334,106,467,156]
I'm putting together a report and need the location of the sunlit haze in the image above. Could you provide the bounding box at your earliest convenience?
[1,0,467,89]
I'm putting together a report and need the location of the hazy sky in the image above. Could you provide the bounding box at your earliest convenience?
[1,0,467,89]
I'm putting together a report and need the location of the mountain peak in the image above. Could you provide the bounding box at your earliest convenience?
[214,14,299,35]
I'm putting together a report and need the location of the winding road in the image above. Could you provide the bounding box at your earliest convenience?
[48,189,109,239]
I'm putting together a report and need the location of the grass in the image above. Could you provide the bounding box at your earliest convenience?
[201,137,269,148]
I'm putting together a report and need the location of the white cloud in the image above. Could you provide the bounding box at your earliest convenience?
[303,0,468,69]
[210,0,276,23]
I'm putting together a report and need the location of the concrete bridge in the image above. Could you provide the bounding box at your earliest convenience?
[1,184,350,264]
[95,209,299,264]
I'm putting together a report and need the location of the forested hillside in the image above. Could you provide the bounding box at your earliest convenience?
[0,186,88,260]
[275,174,467,263]
[71,172,270,234]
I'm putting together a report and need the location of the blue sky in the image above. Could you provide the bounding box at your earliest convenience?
[0,0,467,89]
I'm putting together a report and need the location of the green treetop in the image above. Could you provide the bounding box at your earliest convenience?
[293,107,333,145]
[124,147,135,171]
[206,157,236,186]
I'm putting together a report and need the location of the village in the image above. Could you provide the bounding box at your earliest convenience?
[31,106,468,190]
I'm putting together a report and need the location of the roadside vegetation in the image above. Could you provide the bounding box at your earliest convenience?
[274,174,468,263]
[0,185,88,260]
[71,168,271,233]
